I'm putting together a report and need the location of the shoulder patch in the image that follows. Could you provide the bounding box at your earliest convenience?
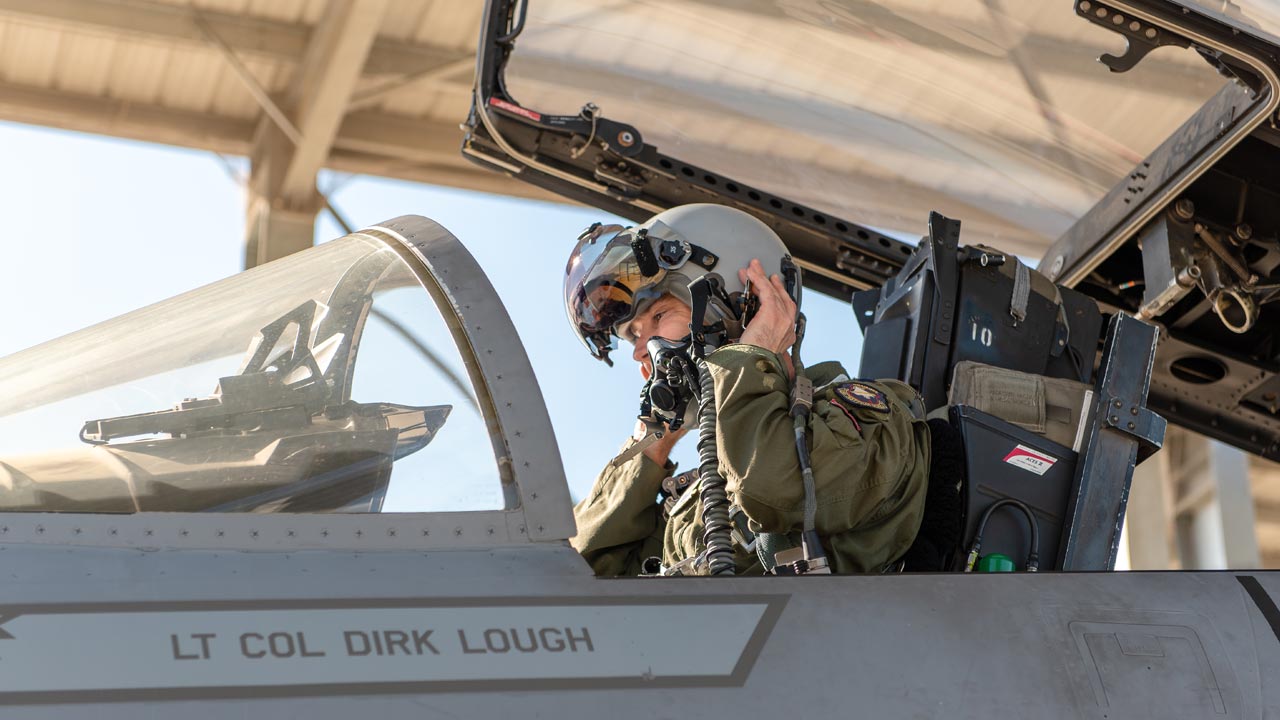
[834,381,890,413]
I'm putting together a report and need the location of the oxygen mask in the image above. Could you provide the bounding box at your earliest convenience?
[640,336,701,433]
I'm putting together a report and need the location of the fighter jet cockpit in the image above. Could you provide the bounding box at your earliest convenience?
[461,0,1280,572]
[0,224,507,516]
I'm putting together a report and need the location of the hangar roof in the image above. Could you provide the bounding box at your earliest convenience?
[0,0,556,201]
[0,0,1229,255]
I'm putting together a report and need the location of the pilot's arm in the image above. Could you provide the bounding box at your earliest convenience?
[705,344,930,572]
[571,444,668,576]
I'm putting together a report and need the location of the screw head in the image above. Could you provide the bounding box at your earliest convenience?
[1173,198,1195,220]
[618,131,635,148]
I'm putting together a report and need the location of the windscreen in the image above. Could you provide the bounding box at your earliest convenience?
[502,0,1227,258]
[0,234,504,514]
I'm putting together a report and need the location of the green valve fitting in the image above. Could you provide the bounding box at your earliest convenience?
[976,553,1016,573]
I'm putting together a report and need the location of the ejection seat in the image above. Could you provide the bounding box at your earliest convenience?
[854,212,1164,572]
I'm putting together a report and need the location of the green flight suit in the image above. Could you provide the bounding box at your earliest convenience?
[572,343,930,575]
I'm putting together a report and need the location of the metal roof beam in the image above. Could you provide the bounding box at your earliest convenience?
[323,149,562,203]
[0,78,471,166]
[278,0,388,204]
[334,111,467,166]
[0,0,304,59]
[0,79,253,153]
[0,79,559,203]
[194,13,303,146]
[0,0,463,77]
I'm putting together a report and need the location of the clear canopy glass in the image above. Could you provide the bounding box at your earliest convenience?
[503,0,1229,258]
[0,234,503,513]
[1174,0,1280,48]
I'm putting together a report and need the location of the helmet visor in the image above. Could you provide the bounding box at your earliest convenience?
[564,224,667,363]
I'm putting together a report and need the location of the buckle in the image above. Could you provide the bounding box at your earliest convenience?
[729,505,756,552]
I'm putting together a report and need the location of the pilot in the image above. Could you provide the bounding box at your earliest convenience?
[563,203,933,576]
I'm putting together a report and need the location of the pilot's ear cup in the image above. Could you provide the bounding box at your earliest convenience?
[901,419,966,572]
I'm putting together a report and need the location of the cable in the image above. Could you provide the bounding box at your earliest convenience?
[495,0,529,44]
[791,315,815,536]
[795,416,817,536]
[787,312,828,573]
[963,497,1040,572]
[569,103,599,159]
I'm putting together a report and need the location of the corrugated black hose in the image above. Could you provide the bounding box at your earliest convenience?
[697,358,736,575]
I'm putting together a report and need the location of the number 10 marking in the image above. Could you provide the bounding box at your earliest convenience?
[971,322,993,347]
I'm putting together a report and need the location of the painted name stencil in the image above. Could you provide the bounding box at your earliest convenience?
[0,596,785,702]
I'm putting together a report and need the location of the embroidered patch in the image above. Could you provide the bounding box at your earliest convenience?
[829,398,862,432]
[834,382,890,413]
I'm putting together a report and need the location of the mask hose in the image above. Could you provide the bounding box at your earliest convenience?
[696,357,736,575]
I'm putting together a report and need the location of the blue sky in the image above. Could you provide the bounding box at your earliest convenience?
[0,120,866,505]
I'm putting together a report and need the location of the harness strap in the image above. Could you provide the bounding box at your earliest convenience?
[1011,260,1031,324]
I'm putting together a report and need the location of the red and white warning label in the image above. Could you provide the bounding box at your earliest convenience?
[1003,444,1058,476]
[488,97,542,122]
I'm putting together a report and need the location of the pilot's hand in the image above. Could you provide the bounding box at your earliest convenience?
[738,258,797,372]
[633,418,688,466]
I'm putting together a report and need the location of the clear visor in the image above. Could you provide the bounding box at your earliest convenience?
[564,224,667,363]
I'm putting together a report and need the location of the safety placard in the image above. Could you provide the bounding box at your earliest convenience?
[488,97,542,122]
[1003,444,1058,475]
[0,595,786,704]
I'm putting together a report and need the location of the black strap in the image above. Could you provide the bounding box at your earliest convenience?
[630,229,660,277]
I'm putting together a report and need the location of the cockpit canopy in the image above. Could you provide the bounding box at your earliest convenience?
[0,231,504,514]
[497,0,1230,258]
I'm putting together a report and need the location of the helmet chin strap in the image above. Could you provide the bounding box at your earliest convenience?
[686,274,741,355]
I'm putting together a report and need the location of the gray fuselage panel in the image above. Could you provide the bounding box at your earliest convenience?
[0,542,1273,719]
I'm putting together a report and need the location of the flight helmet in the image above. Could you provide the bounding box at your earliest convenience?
[563,203,795,365]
